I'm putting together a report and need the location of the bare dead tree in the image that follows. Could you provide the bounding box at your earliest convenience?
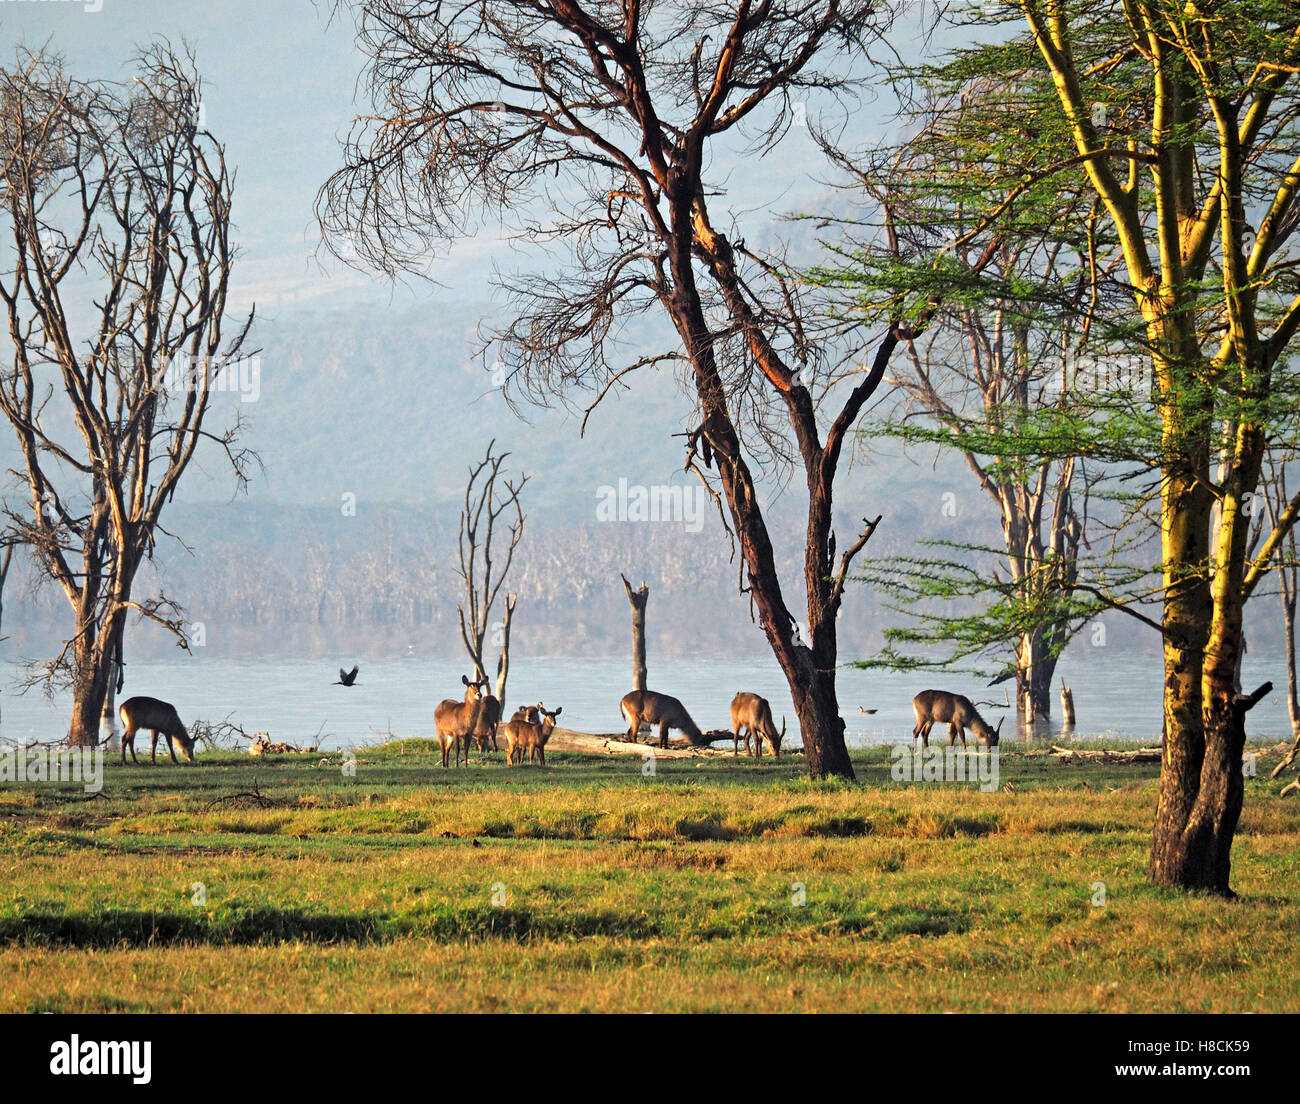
[320,0,912,777]
[455,440,527,708]
[621,573,648,692]
[494,592,517,706]
[0,44,256,745]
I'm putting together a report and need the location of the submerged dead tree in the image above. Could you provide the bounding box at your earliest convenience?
[321,0,914,777]
[621,574,649,693]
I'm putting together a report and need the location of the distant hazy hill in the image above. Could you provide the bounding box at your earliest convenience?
[1,300,1195,663]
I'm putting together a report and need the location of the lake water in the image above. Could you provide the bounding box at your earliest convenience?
[1,650,1295,750]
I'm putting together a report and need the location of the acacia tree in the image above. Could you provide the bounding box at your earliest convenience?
[873,289,1089,721]
[321,0,926,778]
[0,46,254,745]
[862,1,1300,891]
[803,44,1147,725]
[1016,0,1300,894]
[824,130,1100,721]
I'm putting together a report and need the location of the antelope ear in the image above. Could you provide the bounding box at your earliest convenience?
[554,707,562,717]
[462,675,469,686]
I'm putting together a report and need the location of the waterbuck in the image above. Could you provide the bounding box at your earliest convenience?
[472,692,503,752]
[119,696,196,765]
[434,675,486,768]
[730,692,786,758]
[911,690,1003,750]
[619,690,705,749]
[504,704,562,766]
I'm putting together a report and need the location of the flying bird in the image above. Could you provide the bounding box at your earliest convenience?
[336,665,359,687]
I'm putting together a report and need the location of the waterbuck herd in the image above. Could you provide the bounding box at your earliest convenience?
[116,679,1003,769]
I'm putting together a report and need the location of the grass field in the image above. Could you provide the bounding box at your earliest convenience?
[2,740,1299,1013]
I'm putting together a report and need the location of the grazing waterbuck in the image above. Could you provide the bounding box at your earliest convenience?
[619,690,705,749]
[119,696,196,765]
[730,692,786,758]
[911,690,1003,750]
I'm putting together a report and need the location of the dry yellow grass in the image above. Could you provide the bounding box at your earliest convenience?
[1,744,1297,1012]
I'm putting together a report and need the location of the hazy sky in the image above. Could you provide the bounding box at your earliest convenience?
[1,0,387,314]
[0,1,955,513]
[0,0,897,317]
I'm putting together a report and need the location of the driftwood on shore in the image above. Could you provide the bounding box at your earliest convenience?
[543,726,801,758]
[1042,745,1162,764]
[248,735,319,756]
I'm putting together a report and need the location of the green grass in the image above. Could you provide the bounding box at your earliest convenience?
[1,741,1298,1012]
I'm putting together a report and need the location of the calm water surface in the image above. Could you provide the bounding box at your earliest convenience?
[1,651,1294,750]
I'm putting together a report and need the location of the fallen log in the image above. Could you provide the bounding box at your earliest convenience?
[248,735,319,756]
[544,727,725,759]
[1049,745,1162,764]
[543,727,804,758]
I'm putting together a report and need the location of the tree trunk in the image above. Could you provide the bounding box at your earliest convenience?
[68,638,111,747]
[0,545,10,638]
[99,621,124,751]
[725,457,855,780]
[665,191,858,780]
[1149,447,1215,888]
[1270,564,1300,781]
[100,672,118,751]
[1281,563,1299,740]
[787,645,854,778]
[1150,626,1211,887]
[621,574,648,693]
[495,593,516,704]
[1153,681,1271,894]
[0,547,8,731]
[67,602,129,748]
[1014,631,1056,723]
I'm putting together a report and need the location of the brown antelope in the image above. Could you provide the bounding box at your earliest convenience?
[730,692,786,758]
[473,693,503,752]
[434,675,486,768]
[499,702,535,764]
[504,704,562,766]
[119,696,196,765]
[911,690,1003,750]
[619,690,704,749]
